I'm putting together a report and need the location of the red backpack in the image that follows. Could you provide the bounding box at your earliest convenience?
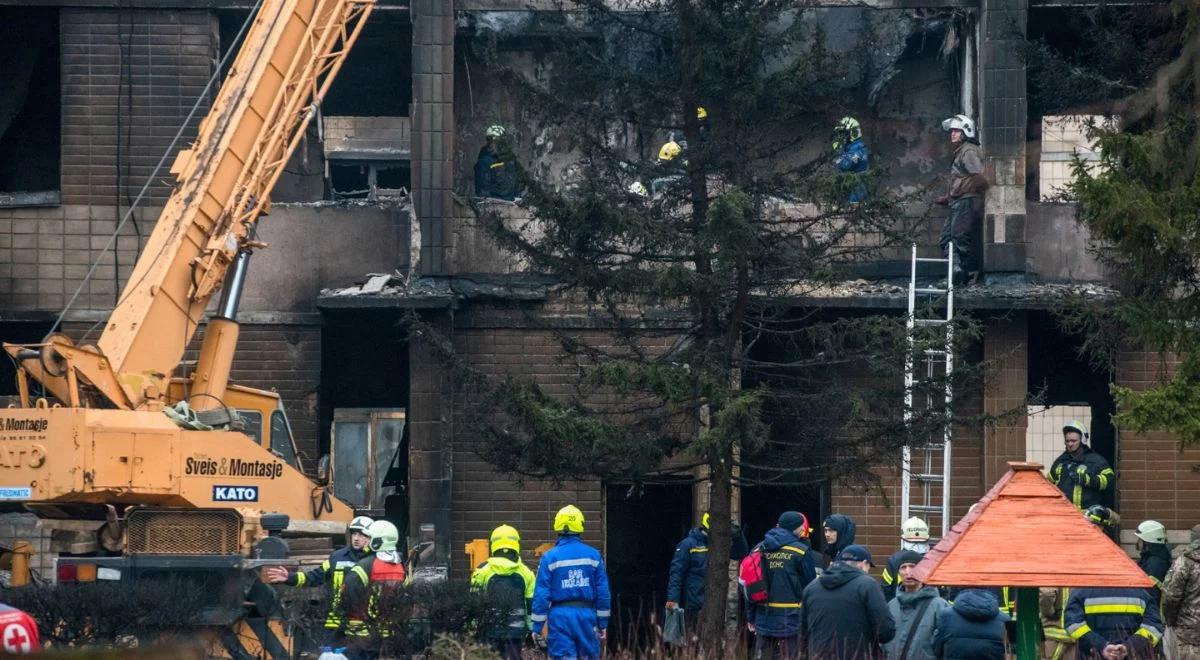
[738,549,769,604]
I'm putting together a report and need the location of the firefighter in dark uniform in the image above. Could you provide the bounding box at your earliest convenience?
[265,515,373,645]
[1065,586,1164,659]
[344,520,409,659]
[1049,420,1115,511]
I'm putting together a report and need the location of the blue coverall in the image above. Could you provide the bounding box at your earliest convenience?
[835,138,870,203]
[531,534,612,660]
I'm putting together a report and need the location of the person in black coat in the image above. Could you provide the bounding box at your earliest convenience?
[820,514,857,570]
[801,545,895,659]
[748,511,818,659]
[666,514,709,632]
[932,588,1006,660]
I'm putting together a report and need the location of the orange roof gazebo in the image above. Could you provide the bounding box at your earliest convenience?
[911,462,1153,659]
[912,461,1152,588]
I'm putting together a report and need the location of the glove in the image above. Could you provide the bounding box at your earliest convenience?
[1075,464,1093,486]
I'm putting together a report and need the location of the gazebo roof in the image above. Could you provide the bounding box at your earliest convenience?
[912,462,1153,588]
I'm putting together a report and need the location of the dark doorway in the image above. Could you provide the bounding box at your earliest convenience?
[604,481,692,650]
[740,482,827,556]
[319,309,409,455]
[1027,311,1117,506]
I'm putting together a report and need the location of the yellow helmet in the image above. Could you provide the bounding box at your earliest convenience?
[554,505,585,534]
[696,106,708,121]
[701,512,710,529]
[658,140,683,162]
[490,524,522,554]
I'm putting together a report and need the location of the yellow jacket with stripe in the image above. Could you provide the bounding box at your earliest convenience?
[471,555,536,638]
[286,545,369,629]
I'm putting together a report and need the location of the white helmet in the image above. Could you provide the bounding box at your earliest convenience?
[485,125,506,139]
[941,114,977,140]
[349,515,374,534]
[1136,520,1167,545]
[366,520,400,553]
[628,181,648,197]
[900,517,930,542]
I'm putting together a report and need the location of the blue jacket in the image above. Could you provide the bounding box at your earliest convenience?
[1065,587,1163,659]
[932,589,1006,660]
[531,535,612,631]
[748,528,817,637]
[835,139,870,203]
[667,528,708,610]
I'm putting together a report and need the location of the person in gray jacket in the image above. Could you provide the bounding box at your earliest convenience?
[884,551,949,660]
[802,545,896,659]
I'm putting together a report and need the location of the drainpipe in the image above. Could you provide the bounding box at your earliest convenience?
[961,18,976,117]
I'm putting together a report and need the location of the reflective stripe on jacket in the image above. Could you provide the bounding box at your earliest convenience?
[288,545,368,629]
[1065,587,1163,658]
[530,535,612,630]
[471,555,536,638]
[345,555,409,636]
[1048,447,1115,510]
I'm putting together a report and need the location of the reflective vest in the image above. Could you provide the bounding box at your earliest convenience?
[290,545,368,629]
[346,556,408,636]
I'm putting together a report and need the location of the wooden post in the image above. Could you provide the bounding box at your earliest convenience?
[10,541,32,587]
[1015,587,1041,660]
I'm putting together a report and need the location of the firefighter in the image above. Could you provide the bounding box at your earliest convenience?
[881,517,930,601]
[1065,586,1164,659]
[935,114,988,284]
[1049,420,1115,511]
[474,125,518,201]
[471,524,536,660]
[833,116,870,203]
[666,511,709,633]
[265,515,373,644]
[531,505,611,660]
[1135,520,1171,598]
[344,520,408,654]
[1040,585,1076,660]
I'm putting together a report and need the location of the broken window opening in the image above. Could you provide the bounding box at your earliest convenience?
[328,161,411,201]
[0,8,61,207]
[321,14,412,116]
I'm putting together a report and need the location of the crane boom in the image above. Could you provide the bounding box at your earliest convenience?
[7,0,373,410]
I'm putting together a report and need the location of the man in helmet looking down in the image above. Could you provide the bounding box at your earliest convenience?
[1135,520,1171,598]
[1049,420,1115,511]
[935,114,988,285]
[265,515,374,645]
[344,519,409,650]
[833,116,870,203]
[474,124,518,201]
[531,505,611,660]
[472,524,536,660]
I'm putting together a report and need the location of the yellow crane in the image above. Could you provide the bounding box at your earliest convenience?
[0,0,374,654]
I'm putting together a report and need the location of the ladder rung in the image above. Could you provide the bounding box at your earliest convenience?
[914,473,944,482]
[923,349,947,356]
[915,257,950,263]
[914,287,948,295]
[914,319,948,326]
[908,505,944,513]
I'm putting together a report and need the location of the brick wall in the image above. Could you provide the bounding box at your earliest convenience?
[983,314,1029,484]
[61,9,214,207]
[1114,350,1200,530]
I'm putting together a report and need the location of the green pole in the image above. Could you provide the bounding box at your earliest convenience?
[1015,587,1042,660]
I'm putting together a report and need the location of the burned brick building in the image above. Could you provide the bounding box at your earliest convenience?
[0,0,1196,613]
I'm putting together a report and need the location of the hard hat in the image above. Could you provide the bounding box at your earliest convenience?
[349,515,374,534]
[1135,520,1167,545]
[696,106,708,120]
[554,505,585,534]
[628,181,648,197]
[1063,420,1089,443]
[941,114,977,140]
[658,140,683,162]
[366,520,400,553]
[900,517,930,542]
[1085,505,1118,528]
[485,125,506,139]
[490,524,522,554]
[833,116,862,149]
[701,512,710,529]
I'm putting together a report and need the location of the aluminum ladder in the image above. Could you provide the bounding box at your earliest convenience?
[901,243,955,538]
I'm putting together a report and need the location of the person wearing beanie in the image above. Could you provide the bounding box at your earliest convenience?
[802,544,896,659]
[746,511,818,659]
[883,551,947,660]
